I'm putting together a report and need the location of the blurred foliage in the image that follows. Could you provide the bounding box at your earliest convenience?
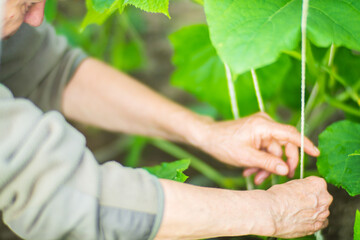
[45,0,147,73]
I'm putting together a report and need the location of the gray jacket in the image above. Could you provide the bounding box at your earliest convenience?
[0,22,164,240]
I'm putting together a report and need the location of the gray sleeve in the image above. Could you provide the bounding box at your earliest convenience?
[0,22,87,112]
[0,84,164,240]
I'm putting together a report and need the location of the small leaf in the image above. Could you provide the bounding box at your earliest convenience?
[144,159,191,182]
[355,210,360,240]
[317,120,360,196]
[82,0,170,29]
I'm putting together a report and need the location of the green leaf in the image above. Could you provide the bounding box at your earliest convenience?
[317,120,360,196]
[204,0,302,74]
[144,159,191,182]
[82,0,169,28]
[307,0,360,51]
[204,0,360,74]
[335,48,360,87]
[170,24,292,119]
[44,0,58,22]
[170,24,233,118]
[355,210,360,240]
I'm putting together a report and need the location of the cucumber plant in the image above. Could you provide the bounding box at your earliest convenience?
[79,0,360,239]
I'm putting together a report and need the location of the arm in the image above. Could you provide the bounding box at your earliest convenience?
[157,176,332,239]
[0,84,332,240]
[62,58,320,183]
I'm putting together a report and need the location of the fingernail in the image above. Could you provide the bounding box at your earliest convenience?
[315,147,321,155]
[276,165,288,175]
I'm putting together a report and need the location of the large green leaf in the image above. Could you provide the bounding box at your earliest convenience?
[144,159,191,182]
[170,24,233,118]
[355,210,360,240]
[170,24,291,119]
[317,120,360,196]
[204,0,360,74]
[204,0,301,74]
[82,0,169,28]
[307,0,360,51]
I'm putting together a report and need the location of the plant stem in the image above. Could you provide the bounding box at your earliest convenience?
[282,50,302,61]
[225,64,240,119]
[322,66,360,103]
[225,64,254,190]
[251,69,265,112]
[305,104,336,135]
[324,94,360,117]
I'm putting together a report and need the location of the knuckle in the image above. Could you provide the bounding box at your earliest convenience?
[284,124,298,133]
[310,177,327,188]
[318,178,328,188]
[321,210,330,219]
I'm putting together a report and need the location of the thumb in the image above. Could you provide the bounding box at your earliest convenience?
[249,149,289,175]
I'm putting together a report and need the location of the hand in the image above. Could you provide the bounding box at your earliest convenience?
[259,177,333,238]
[197,112,320,184]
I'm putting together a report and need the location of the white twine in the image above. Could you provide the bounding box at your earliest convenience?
[300,0,310,180]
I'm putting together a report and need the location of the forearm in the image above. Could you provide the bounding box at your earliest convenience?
[156,180,274,239]
[62,58,211,145]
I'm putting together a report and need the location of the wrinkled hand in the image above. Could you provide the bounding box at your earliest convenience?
[199,112,320,184]
[261,177,333,238]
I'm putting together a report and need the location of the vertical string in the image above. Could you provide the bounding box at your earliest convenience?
[224,63,254,190]
[300,0,310,180]
[301,2,324,239]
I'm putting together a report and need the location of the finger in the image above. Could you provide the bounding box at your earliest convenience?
[256,112,272,121]
[317,210,330,220]
[270,123,320,157]
[267,140,283,158]
[243,168,259,177]
[249,149,289,175]
[285,143,299,178]
[254,170,271,185]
